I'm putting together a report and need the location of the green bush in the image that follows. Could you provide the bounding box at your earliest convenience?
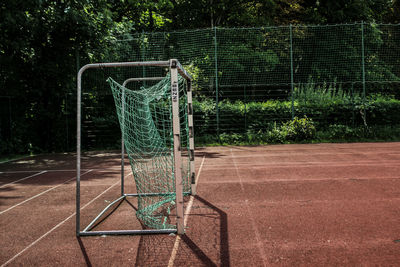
[246,123,286,144]
[192,94,400,138]
[219,133,246,145]
[281,116,316,141]
[317,124,400,142]
[323,124,358,139]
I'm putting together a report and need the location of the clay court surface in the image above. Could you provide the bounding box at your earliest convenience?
[1,142,400,266]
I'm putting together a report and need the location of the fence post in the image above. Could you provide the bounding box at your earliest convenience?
[74,49,79,151]
[244,86,247,133]
[8,97,12,141]
[361,21,367,125]
[351,83,356,127]
[65,93,69,151]
[290,24,295,120]
[141,30,146,86]
[213,26,220,138]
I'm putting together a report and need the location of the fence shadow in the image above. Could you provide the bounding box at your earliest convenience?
[134,195,230,266]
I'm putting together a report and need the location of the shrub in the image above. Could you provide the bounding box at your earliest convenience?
[324,124,358,139]
[220,132,246,145]
[281,116,316,141]
[191,94,400,145]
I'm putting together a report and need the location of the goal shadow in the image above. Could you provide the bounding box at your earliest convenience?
[134,195,230,266]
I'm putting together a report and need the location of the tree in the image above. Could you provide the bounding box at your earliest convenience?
[0,0,117,152]
[301,0,393,24]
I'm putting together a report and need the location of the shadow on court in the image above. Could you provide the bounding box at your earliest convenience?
[133,195,230,267]
[0,186,20,206]
[77,237,93,267]
[73,193,230,266]
[194,148,225,159]
[0,151,123,172]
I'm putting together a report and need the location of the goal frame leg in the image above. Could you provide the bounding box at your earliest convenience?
[170,59,185,235]
[186,79,196,195]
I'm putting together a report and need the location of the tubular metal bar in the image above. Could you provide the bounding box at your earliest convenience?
[80,61,170,73]
[187,80,196,195]
[79,229,177,236]
[122,77,165,87]
[121,84,125,196]
[81,192,191,235]
[124,192,191,197]
[83,195,126,232]
[174,60,193,80]
[290,24,295,120]
[170,60,185,235]
[213,28,220,139]
[361,21,367,124]
[125,192,175,197]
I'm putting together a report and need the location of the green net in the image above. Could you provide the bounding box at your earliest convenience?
[80,23,400,150]
[107,73,190,230]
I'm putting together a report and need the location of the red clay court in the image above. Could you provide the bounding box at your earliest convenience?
[1,142,400,266]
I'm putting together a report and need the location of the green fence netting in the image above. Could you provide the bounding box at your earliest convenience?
[80,22,400,148]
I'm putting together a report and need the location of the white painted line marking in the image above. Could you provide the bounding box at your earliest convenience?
[0,172,133,267]
[0,170,92,215]
[0,171,47,189]
[0,168,124,174]
[0,170,48,174]
[168,155,206,267]
[230,148,268,267]
[0,170,74,173]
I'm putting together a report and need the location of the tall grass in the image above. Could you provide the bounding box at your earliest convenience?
[294,78,361,105]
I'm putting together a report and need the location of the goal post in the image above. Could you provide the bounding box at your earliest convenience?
[170,60,185,234]
[76,59,195,236]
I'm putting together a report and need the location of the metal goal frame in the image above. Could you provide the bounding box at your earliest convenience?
[76,59,195,236]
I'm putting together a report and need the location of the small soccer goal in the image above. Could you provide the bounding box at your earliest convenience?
[76,59,195,236]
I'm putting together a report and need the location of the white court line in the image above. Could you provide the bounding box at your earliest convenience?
[0,171,47,189]
[1,168,124,174]
[230,148,268,267]
[0,170,92,215]
[168,155,206,267]
[203,176,400,184]
[0,170,76,174]
[0,170,49,174]
[0,172,132,267]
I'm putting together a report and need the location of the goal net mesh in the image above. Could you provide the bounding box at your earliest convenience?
[107,73,190,229]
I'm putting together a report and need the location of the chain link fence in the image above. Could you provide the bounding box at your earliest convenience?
[86,22,398,142]
[3,22,400,154]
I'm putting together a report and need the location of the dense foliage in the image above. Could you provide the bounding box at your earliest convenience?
[1,0,400,155]
[193,94,400,134]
